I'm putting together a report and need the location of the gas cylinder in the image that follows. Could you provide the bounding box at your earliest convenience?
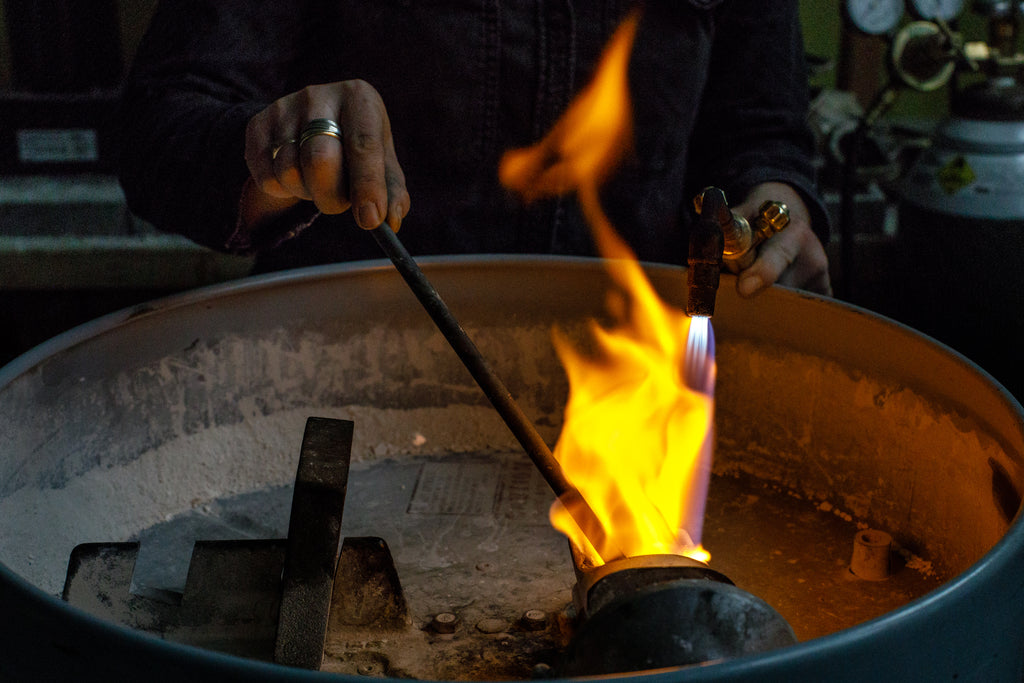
[898,78,1024,399]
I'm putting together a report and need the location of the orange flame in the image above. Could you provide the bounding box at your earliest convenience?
[500,11,714,567]
[498,12,633,210]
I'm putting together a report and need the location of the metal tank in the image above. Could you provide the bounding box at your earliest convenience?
[898,81,1024,400]
[0,257,1022,681]
[896,1,1024,399]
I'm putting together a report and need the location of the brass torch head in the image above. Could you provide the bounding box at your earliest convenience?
[686,188,790,315]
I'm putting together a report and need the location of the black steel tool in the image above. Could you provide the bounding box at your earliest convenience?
[370,224,616,561]
[275,417,353,669]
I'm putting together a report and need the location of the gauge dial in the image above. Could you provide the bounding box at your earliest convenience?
[845,0,904,35]
[908,0,967,20]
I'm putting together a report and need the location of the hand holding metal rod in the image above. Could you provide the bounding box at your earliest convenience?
[370,224,617,562]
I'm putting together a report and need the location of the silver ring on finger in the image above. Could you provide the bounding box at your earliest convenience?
[270,138,296,161]
[298,118,342,148]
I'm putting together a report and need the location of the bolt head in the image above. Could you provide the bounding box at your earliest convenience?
[522,609,548,631]
[431,612,459,634]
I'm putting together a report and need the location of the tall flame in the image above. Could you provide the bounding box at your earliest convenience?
[500,11,715,567]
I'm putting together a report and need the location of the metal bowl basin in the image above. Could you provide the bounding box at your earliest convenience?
[1,256,1022,682]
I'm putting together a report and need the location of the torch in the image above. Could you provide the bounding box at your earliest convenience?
[686,186,791,319]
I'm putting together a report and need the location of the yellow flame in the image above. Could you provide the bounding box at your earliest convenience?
[500,11,714,567]
[550,306,713,565]
[498,12,635,207]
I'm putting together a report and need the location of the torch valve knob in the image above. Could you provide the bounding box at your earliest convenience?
[754,201,789,242]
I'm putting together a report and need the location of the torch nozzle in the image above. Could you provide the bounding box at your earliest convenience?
[685,188,725,317]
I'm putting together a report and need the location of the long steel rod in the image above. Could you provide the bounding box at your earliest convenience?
[370,224,613,558]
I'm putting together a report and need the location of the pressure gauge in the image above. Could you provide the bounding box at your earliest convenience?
[845,0,904,35]
[908,0,967,21]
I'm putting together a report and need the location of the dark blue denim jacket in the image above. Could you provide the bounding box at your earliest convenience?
[119,0,825,271]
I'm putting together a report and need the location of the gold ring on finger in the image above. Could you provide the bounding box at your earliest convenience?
[298,118,342,148]
[270,138,296,161]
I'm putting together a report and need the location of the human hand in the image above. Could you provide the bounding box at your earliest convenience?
[244,80,410,230]
[729,182,832,297]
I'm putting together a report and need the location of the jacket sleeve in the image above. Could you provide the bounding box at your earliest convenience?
[686,0,829,241]
[117,0,311,253]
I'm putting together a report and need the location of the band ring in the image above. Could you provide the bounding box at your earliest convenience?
[270,138,296,161]
[298,118,342,148]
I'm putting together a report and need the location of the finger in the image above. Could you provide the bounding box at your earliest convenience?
[298,133,349,214]
[251,100,311,200]
[384,149,410,231]
[777,233,832,295]
[273,140,312,201]
[795,266,833,297]
[736,228,802,297]
[738,225,832,297]
[245,111,294,199]
[339,81,390,229]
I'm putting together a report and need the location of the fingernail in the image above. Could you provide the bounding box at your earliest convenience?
[357,202,381,228]
[389,202,406,231]
[738,274,763,297]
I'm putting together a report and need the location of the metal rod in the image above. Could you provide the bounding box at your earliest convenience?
[370,224,614,558]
